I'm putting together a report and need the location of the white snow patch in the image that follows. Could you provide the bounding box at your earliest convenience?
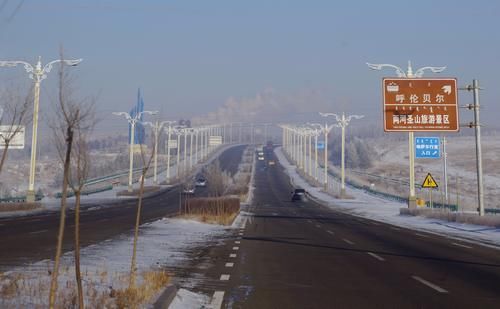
[0,218,228,308]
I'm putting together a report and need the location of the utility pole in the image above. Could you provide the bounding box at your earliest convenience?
[461,80,485,216]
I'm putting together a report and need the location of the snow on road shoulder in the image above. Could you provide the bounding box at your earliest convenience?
[0,218,228,308]
[274,147,500,249]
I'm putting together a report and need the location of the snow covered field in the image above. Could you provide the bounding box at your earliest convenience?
[363,135,500,210]
[275,147,500,249]
[0,218,229,308]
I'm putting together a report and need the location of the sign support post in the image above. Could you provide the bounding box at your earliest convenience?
[367,61,450,209]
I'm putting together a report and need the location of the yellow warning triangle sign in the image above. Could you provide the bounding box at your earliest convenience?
[422,173,438,188]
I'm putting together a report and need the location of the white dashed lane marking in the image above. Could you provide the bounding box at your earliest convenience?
[235,240,241,244]
[210,291,225,309]
[367,252,385,261]
[232,247,239,250]
[229,254,237,258]
[220,274,230,281]
[29,229,48,234]
[342,238,355,245]
[327,230,334,235]
[412,276,448,293]
[452,242,472,249]
[225,262,234,268]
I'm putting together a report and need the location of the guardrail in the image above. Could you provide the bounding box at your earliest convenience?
[0,193,44,203]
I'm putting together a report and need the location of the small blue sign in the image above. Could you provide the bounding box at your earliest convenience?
[317,141,325,150]
[415,137,440,159]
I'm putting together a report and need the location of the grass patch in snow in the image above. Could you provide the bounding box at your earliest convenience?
[401,208,500,228]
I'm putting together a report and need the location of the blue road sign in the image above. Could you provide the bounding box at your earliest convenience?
[415,137,440,158]
[317,141,325,150]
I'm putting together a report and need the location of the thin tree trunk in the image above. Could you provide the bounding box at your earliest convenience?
[49,127,73,308]
[129,171,146,288]
[0,143,9,174]
[74,190,84,308]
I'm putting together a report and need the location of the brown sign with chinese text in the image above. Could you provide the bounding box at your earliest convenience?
[383,78,459,132]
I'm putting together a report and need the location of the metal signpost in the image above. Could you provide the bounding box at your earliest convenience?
[422,173,438,208]
[415,137,440,159]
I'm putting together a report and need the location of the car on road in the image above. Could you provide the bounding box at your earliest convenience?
[195,178,207,187]
[291,188,306,201]
[182,185,195,195]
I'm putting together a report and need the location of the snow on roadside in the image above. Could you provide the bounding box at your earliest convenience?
[274,147,500,249]
[0,218,227,308]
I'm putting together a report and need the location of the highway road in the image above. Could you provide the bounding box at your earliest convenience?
[193,150,500,308]
[0,145,247,270]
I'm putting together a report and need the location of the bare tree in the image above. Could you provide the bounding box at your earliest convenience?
[67,112,95,308]
[0,87,32,175]
[129,131,157,289]
[48,52,95,309]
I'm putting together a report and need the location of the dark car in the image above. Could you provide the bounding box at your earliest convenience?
[195,178,207,187]
[291,188,306,201]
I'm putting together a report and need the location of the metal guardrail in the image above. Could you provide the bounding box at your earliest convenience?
[0,193,43,203]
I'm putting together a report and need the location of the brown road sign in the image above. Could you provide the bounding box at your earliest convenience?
[422,173,438,188]
[383,78,459,132]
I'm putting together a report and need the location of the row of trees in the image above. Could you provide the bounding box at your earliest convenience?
[328,134,376,169]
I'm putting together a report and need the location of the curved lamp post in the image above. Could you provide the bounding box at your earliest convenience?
[0,56,83,202]
[112,110,158,192]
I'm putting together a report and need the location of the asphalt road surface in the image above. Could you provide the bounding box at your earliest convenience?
[0,145,247,270]
[196,150,500,308]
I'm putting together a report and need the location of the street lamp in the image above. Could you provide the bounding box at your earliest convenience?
[143,120,175,185]
[308,123,323,183]
[163,122,177,183]
[367,61,445,208]
[319,113,336,191]
[112,110,158,192]
[0,56,83,202]
[323,113,364,198]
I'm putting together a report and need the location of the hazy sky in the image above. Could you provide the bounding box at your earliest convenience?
[0,0,499,133]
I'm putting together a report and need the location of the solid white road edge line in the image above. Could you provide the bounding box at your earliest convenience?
[412,275,448,293]
[211,291,225,309]
[367,252,385,261]
[415,233,429,238]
